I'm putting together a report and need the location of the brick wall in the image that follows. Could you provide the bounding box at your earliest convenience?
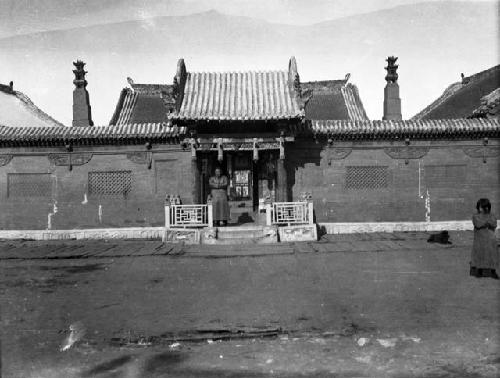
[0,138,498,229]
[0,145,192,230]
[287,139,500,222]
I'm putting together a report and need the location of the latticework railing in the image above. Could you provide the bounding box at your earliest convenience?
[266,201,313,226]
[165,204,213,228]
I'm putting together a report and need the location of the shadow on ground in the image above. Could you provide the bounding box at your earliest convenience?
[80,355,135,377]
[39,263,106,274]
[80,351,367,378]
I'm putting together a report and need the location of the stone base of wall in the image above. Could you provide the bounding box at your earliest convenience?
[1,221,497,242]
[0,227,165,241]
[319,221,474,234]
[278,225,318,242]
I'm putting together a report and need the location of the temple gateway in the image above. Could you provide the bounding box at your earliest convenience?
[0,58,498,242]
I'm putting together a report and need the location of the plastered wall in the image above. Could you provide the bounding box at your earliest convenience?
[0,145,192,230]
[288,139,500,222]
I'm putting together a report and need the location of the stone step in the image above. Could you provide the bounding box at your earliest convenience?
[201,226,278,244]
[185,244,293,255]
[216,228,266,239]
[205,237,270,245]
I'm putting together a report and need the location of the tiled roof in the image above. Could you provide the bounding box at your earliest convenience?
[303,119,500,139]
[470,88,500,119]
[109,84,175,126]
[173,71,302,121]
[131,84,171,95]
[302,80,346,94]
[0,123,186,147]
[302,81,368,121]
[0,85,64,128]
[413,65,500,120]
[342,85,368,121]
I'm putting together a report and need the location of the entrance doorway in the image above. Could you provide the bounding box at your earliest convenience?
[199,151,278,225]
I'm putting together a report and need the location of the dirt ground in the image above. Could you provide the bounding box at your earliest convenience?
[1,231,499,377]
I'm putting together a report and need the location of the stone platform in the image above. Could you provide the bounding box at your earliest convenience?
[164,224,319,244]
[164,225,280,244]
[0,221,494,243]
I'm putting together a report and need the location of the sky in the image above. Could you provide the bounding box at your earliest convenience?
[0,0,498,125]
[1,0,496,37]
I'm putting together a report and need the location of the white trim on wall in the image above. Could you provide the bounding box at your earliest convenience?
[318,221,475,234]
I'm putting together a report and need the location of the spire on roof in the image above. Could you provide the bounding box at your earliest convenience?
[72,60,93,127]
[385,56,399,83]
[72,60,88,88]
[383,56,402,120]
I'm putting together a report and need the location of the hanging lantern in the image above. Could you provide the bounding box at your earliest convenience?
[217,139,223,161]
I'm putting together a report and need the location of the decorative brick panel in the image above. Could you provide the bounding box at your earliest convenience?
[7,173,52,197]
[88,171,132,196]
[345,166,388,190]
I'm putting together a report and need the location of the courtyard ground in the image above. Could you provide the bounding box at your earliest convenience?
[0,231,499,377]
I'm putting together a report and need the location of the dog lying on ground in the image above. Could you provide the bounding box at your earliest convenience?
[427,230,452,244]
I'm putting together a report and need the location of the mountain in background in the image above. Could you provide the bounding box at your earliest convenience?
[0,1,497,125]
[2,0,486,38]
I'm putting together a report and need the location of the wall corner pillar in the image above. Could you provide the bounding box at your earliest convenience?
[277,157,288,202]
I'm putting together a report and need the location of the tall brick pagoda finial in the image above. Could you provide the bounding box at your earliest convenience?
[72,60,93,127]
[383,56,402,120]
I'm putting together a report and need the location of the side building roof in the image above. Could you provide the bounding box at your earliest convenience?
[0,119,497,147]
[302,79,368,121]
[109,83,175,126]
[0,123,186,147]
[412,65,500,120]
[0,83,64,128]
[303,119,500,139]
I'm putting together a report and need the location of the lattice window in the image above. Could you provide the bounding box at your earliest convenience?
[345,166,388,190]
[7,173,53,198]
[88,171,132,196]
[425,165,466,188]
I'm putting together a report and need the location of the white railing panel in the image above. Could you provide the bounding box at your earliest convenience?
[165,204,212,228]
[268,201,313,226]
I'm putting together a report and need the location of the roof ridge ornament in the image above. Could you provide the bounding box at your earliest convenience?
[343,73,351,87]
[288,56,304,110]
[73,60,88,88]
[385,56,399,83]
[127,77,134,89]
[174,58,187,112]
[293,73,302,97]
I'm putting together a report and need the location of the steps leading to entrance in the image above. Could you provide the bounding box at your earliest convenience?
[217,226,268,239]
[164,224,318,244]
[202,225,278,244]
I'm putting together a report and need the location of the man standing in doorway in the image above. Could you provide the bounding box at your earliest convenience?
[209,167,230,226]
